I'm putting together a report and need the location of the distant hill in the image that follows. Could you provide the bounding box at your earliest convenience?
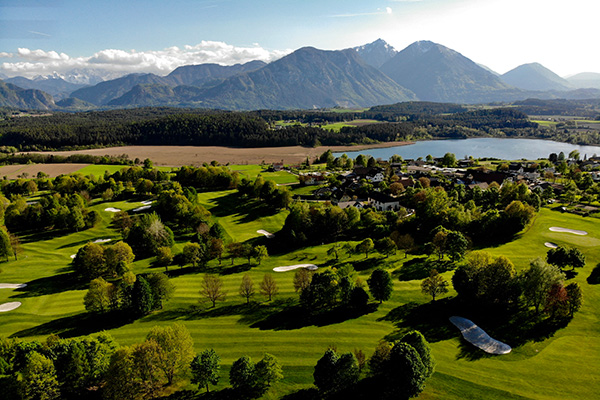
[379,41,521,103]
[352,38,398,68]
[567,72,600,89]
[193,46,416,110]
[501,63,573,91]
[108,84,180,107]
[70,73,172,105]
[5,75,87,100]
[166,60,266,86]
[56,96,101,111]
[0,80,55,110]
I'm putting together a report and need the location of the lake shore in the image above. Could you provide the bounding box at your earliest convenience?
[21,141,413,166]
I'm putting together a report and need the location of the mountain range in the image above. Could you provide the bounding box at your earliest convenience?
[2,39,600,111]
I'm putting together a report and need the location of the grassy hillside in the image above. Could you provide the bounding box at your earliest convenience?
[0,192,598,399]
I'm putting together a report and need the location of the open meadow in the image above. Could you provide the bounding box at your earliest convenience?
[0,190,598,399]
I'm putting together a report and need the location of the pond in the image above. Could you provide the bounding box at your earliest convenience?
[333,138,600,160]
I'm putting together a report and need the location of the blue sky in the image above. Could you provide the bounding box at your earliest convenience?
[0,0,597,78]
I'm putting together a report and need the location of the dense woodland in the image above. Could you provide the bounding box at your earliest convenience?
[1,100,599,151]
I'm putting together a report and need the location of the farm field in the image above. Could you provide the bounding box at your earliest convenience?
[0,186,598,399]
[19,141,413,166]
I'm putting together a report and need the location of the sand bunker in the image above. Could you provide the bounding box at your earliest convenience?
[449,316,511,355]
[104,207,121,212]
[549,227,588,235]
[70,254,77,259]
[141,200,154,205]
[0,283,27,289]
[544,242,558,248]
[0,302,22,312]
[273,264,318,272]
[133,205,152,212]
[257,230,275,239]
[93,239,112,243]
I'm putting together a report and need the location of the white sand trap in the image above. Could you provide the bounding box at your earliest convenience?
[257,229,275,239]
[549,227,588,235]
[133,205,152,212]
[141,200,154,205]
[104,207,121,212]
[0,283,27,289]
[0,302,22,312]
[70,254,77,259]
[544,242,558,248]
[93,238,112,243]
[449,316,511,355]
[273,264,318,272]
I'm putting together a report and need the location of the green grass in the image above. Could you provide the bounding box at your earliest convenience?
[0,194,599,399]
[323,119,382,133]
[228,164,298,184]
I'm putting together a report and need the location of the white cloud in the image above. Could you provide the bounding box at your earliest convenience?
[332,8,395,18]
[386,7,393,14]
[0,41,291,78]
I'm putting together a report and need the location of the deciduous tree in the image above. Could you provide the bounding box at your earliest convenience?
[200,274,226,308]
[190,349,220,393]
[421,269,449,302]
[260,274,278,301]
[239,274,255,304]
[368,268,393,304]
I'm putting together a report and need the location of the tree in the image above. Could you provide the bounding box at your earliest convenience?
[368,268,393,304]
[368,341,392,376]
[431,229,448,260]
[227,242,244,265]
[183,242,207,268]
[547,246,586,271]
[145,272,174,310]
[300,270,339,311]
[146,323,195,385]
[200,274,226,308]
[313,349,338,395]
[376,237,397,258]
[393,233,415,258]
[313,349,358,395]
[255,353,283,390]
[293,268,313,293]
[19,351,60,400]
[421,269,449,302]
[8,232,22,261]
[565,282,583,317]
[544,283,568,318]
[521,258,565,314]
[229,356,257,394]
[73,242,105,281]
[155,246,173,272]
[253,245,269,265]
[131,275,155,316]
[239,274,255,304]
[445,231,468,262]
[0,228,13,262]
[441,152,457,167]
[190,349,220,393]
[383,342,428,399]
[83,277,113,313]
[260,274,278,301]
[104,241,135,276]
[103,347,137,400]
[356,238,374,259]
[400,331,435,378]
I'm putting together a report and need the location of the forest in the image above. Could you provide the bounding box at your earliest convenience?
[0,103,586,151]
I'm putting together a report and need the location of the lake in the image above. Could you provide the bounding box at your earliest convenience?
[333,138,600,160]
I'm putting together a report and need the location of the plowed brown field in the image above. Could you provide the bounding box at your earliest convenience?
[21,142,411,166]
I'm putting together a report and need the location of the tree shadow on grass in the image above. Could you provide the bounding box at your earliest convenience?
[10,311,134,339]
[208,192,280,223]
[144,297,378,331]
[19,229,72,245]
[350,256,389,272]
[11,273,85,298]
[587,263,600,284]
[392,258,455,281]
[378,298,458,343]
